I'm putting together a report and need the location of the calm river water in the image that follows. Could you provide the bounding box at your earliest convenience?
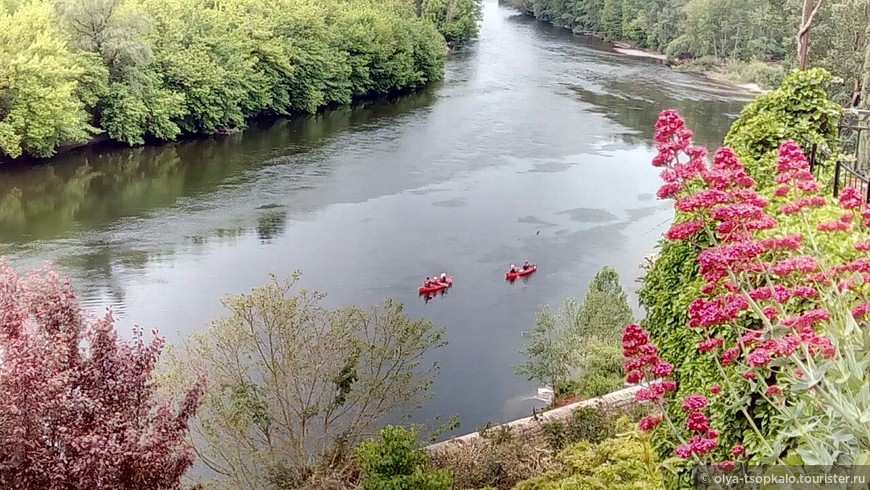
[0,1,752,437]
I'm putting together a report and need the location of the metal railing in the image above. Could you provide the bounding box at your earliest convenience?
[830,110,870,203]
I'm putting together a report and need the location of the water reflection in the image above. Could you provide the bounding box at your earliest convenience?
[0,90,438,246]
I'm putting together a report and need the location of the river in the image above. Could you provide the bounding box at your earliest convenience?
[0,1,751,438]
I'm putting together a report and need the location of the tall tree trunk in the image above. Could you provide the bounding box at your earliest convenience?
[797,0,824,69]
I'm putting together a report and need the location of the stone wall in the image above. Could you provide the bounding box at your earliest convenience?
[424,385,641,455]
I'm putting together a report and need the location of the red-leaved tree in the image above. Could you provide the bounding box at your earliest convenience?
[0,259,205,489]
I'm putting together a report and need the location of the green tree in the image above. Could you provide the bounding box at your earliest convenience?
[571,266,634,343]
[808,0,870,105]
[600,0,623,38]
[515,306,573,393]
[0,1,98,158]
[422,0,481,46]
[515,266,632,397]
[160,272,446,489]
[356,426,452,490]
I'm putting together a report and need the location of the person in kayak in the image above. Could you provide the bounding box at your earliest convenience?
[424,276,431,287]
[439,273,448,284]
[522,261,531,270]
[509,264,517,274]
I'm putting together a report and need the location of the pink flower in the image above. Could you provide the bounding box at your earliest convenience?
[681,394,708,412]
[686,411,711,432]
[732,444,745,456]
[747,348,771,367]
[742,372,757,380]
[762,306,778,320]
[817,220,850,232]
[716,461,736,471]
[688,294,749,328]
[721,347,740,366]
[852,303,870,318]
[740,330,762,346]
[651,362,674,377]
[791,286,818,298]
[697,337,724,352]
[638,415,662,432]
[773,335,801,356]
[689,436,717,455]
[839,187,863,209]
[674,443,692,458]
[781,309,830,329]
[760,234,802,251]
[625,370,643,384]
[709,384,721,394]
[855,241,870,252]
[676,190,731,212]
[621,324,651,357]
[666,221,704,241]
[770,256,819,276]
[657,183,683,199]
[766,385,783,397]
[635,387,658,402]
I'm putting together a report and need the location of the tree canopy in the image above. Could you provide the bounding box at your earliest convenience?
[0,0,473,159]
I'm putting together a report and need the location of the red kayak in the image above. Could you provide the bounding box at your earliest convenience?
[419,277,453,294]
[506,265,536,280]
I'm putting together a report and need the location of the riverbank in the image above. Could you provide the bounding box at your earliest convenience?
[500,1,778,96]
[0,0,450,161]
[606,41,773,95]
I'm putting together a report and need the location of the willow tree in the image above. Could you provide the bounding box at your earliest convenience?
[161,273,446,490]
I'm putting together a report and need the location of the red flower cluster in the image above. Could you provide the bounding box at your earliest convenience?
[638,415,663,432]
[623,323,677,402]
[633,110,870,467]
[681,394,709,412]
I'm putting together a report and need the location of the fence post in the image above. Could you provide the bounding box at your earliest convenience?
[809,143,817,174]
[834,160,841,198]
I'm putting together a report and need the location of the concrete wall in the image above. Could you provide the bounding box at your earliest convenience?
[424,385,641,455]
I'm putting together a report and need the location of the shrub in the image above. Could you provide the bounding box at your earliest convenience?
[356,426,451,490]
[542,406,619,452]
[516,267,631,399]
[514,418,663,490]
[638,72,843,486]
[724,68,841,189]
[429,424,556,489]
[0,260,204,489]
[629,108,870,486]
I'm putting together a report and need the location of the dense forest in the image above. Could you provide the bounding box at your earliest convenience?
[506,0,870,105]
[0,0,480,159]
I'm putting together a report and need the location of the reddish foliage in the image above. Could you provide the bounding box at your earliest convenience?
[0,260,205,489]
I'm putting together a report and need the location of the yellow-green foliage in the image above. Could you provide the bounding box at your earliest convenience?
[0,1,103,158]
[724,68,841,189]
[0,0,449,158]
[513,418,663,490]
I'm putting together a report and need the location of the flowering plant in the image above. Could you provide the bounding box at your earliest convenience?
[627,109,870,475]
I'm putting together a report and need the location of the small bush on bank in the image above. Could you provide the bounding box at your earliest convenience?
[356,426,452,490]
[514,418,664,490]
[429,424,556,490]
